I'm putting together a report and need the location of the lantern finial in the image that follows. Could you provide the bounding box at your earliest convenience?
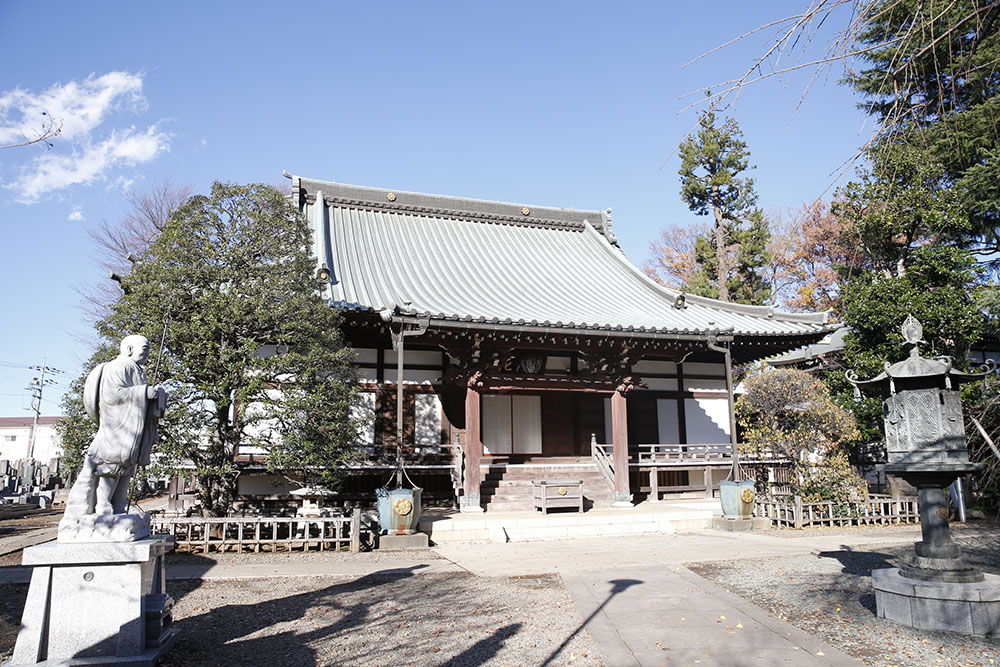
[901,314,923,348]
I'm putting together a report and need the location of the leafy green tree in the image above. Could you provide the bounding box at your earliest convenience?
[848,0,1000,257]
[736,367,863,498]
[828,144,985,444]
[65,182,363,515]
[678,110,771,303]
[835,144,973,278]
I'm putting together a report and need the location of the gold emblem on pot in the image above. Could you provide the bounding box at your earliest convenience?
[740,487,756,504]
[558,487,567,496]
[393,498,413,516]
[937,506,949,520]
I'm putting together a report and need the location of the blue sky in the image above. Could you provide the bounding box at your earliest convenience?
[0,1,871,416]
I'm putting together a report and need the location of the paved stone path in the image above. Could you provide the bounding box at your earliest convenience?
[434,531,924,666]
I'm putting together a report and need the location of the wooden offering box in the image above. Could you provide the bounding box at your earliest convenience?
[532,479,583,514]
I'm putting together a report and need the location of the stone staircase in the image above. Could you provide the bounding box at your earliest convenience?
[479,463,615,512]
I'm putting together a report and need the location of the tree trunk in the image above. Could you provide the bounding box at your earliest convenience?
[713,197,729,302]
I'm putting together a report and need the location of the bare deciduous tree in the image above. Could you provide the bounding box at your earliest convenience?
[80,180,191,323]
[679,1,1000,171]
[0,110,61,150]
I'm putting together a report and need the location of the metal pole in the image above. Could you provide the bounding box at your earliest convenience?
[706,338,739,481]
[395,328,404,488]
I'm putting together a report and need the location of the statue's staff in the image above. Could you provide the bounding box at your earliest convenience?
[128,307,171,512]
[151,305,171,384]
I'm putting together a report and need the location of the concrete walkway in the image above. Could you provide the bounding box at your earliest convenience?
[434,530,927,666]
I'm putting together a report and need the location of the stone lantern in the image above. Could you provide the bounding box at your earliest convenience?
[848,315,999,635]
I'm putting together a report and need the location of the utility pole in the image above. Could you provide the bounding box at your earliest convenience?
[25,359,59,464]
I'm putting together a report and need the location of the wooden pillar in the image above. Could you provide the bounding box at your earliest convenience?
[462,373,484,513]
[703,466,714,499]
[611,378,633,507]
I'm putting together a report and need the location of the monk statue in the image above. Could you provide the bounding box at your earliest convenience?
[59,335,167,542]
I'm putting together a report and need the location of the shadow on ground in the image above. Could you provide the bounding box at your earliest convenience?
[158,566,596,667]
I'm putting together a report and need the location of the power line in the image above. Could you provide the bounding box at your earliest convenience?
[0,359,69,376]
[24,358,60,461]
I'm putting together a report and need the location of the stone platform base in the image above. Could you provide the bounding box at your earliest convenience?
[713,517,771,532]
[873,567,1000,636]
[8,536,177,665]
[7,640,179,666]
[378,532,430,550]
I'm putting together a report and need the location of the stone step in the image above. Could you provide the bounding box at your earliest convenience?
[482,492,612,505]
[420,506,718,543]
[483,486,613,496]
[481,478,609,490]
[481,476,609,486]
[481,487,614,500]
[482,466,607,475]
[483,502,536,512]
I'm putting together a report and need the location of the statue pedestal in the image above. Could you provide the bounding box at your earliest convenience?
[8,536,177,666]
[873,568,1000,636]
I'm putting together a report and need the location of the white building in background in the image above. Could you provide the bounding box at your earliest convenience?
[0,417,65,464]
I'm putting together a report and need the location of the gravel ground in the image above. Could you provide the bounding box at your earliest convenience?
[761,521,995,540]
[0,567,601,667]
[0,510,61,528]
[688,535,1000,666]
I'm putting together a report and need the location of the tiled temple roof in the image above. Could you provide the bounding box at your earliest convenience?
[290,175,833,349]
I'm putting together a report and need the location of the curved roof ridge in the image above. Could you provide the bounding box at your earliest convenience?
[580,222,828,326]
[289,174,616,240]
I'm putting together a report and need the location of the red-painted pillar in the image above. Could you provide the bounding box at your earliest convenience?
[611,378,633,507]
[462,374,484,513]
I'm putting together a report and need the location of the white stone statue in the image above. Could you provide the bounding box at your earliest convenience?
[59,335,167,542]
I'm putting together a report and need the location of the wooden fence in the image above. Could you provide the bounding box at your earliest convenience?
[754,494,920,529]
[152,508,367,553]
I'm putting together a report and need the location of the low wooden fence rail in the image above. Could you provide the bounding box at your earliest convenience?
[755,494,920,529]
[152,508,366,553]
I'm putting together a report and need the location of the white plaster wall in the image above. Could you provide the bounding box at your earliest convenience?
[482,395,512,454]
[632,360,678,374]
[643,378,679,391]
[683,379,728,391]
[355,391,376,446]
[511,396,541,454]
[684,397,731,444]
[683,362,726,377]
[414,393,441,447]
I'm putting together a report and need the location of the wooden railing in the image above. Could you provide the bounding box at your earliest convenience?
[633,443,732,464]
[357,444,455,466]
[755,494,920,529]
[151,508,366,553]
[590,436,616,493]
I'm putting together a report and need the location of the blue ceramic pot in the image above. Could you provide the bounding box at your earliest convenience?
[719,479,755,519]
[376,487,422,535]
